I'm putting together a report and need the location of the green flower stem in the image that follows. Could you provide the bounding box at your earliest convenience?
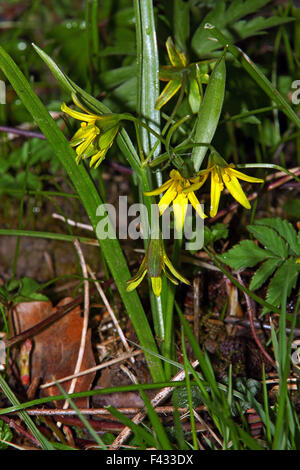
[134,0,168,346]
[0,45,165,383]
[205,23,300,129]
[163,235,183,379]
[236,163,300,183]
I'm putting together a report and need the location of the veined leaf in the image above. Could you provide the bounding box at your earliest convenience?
[254,218,300,256]
[191,0,292,56]
[219,240,274,270]
[249,257,283,291]
[263,259,300,314]
[247,225,288,259]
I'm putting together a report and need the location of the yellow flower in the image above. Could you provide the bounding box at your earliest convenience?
[126,238,190,297]
[156,37,211,113]
[188,155,264,218]
[144,169,207,232]
[61,94,120,168]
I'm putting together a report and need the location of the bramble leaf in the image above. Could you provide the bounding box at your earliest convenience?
[219,240,274,270]
[247,224,288,259]
[263,259,300,314]
[254,218,300,256]
[249,257,283,291]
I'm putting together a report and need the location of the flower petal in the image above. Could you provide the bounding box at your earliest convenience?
[210,168,223,217]
[144,179,172,196]
[155,80,182,110]
[158,182,178,215]
[151,276,162,297]
[166,37,187,67]
[222,170,251,209]
[227,167,264,183]
[61,102,98,123]
[126,258,147,292]
[187,191,207,219]
[163,252,190,285]
[172,193,188,232]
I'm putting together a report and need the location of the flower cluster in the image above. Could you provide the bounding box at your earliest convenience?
[61,94,120,168]
[156,37,212,113]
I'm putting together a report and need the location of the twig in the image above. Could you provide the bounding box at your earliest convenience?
[237,273,276,368]
[18,405,207,417]
[87,265,134,363]
[62,239,89,409]
[109,359,199,450]
[40,349,143,389]
[52,213,93,231]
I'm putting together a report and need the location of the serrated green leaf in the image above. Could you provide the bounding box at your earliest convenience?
[254,218,300,256]
[263,259,300,314]
[219,240,274,270]
[247,225,288,259]
[250,257,283,291]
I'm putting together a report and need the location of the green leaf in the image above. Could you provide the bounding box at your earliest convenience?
[233,16,294,40]
[0,419,13,450]
[247,225,288,259]
[249,257,283,291]
[219,240,274,270]
[0,45,164,382]
[254,218,300,256]
[204,223,228,246]
[263,259,300,314]
[192,0,274,55]
[14,277,48,303]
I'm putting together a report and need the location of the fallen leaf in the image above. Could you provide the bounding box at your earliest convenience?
[13,298,96,407]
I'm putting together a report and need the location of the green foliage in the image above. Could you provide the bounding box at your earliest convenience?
[219,218,300,313]
[0,419,13,450]
[204,222,228,246]
[192,0,293,56]
[0,277,48,304]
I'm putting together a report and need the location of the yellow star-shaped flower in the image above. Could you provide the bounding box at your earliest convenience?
[187,155,264,217]
[61,94,120,168]
[144,169,207,232]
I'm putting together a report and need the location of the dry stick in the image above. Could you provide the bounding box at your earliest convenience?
[87,265,134,363]
[109,359,199,450]
[236,273,276,368]
[20,405,207,417]
[40,349,143,389]
[52,213,93,231]
[62,239,90,409]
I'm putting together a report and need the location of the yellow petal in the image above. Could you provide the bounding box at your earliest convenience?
[184,172,209,193]
[89,149,106,168]
[144,179,172,196]
[166,37,187,67]
[187,191,207,219]
[155,80,182,110]
[61,102,98,123]
[222,170,251,209]
[227,167,264,183]
[163,251,190,285]
[126,259,147,292]
[158,182,178,215]
[151,276,162,297]
[210,168,223,217]
[172,193,188,232]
